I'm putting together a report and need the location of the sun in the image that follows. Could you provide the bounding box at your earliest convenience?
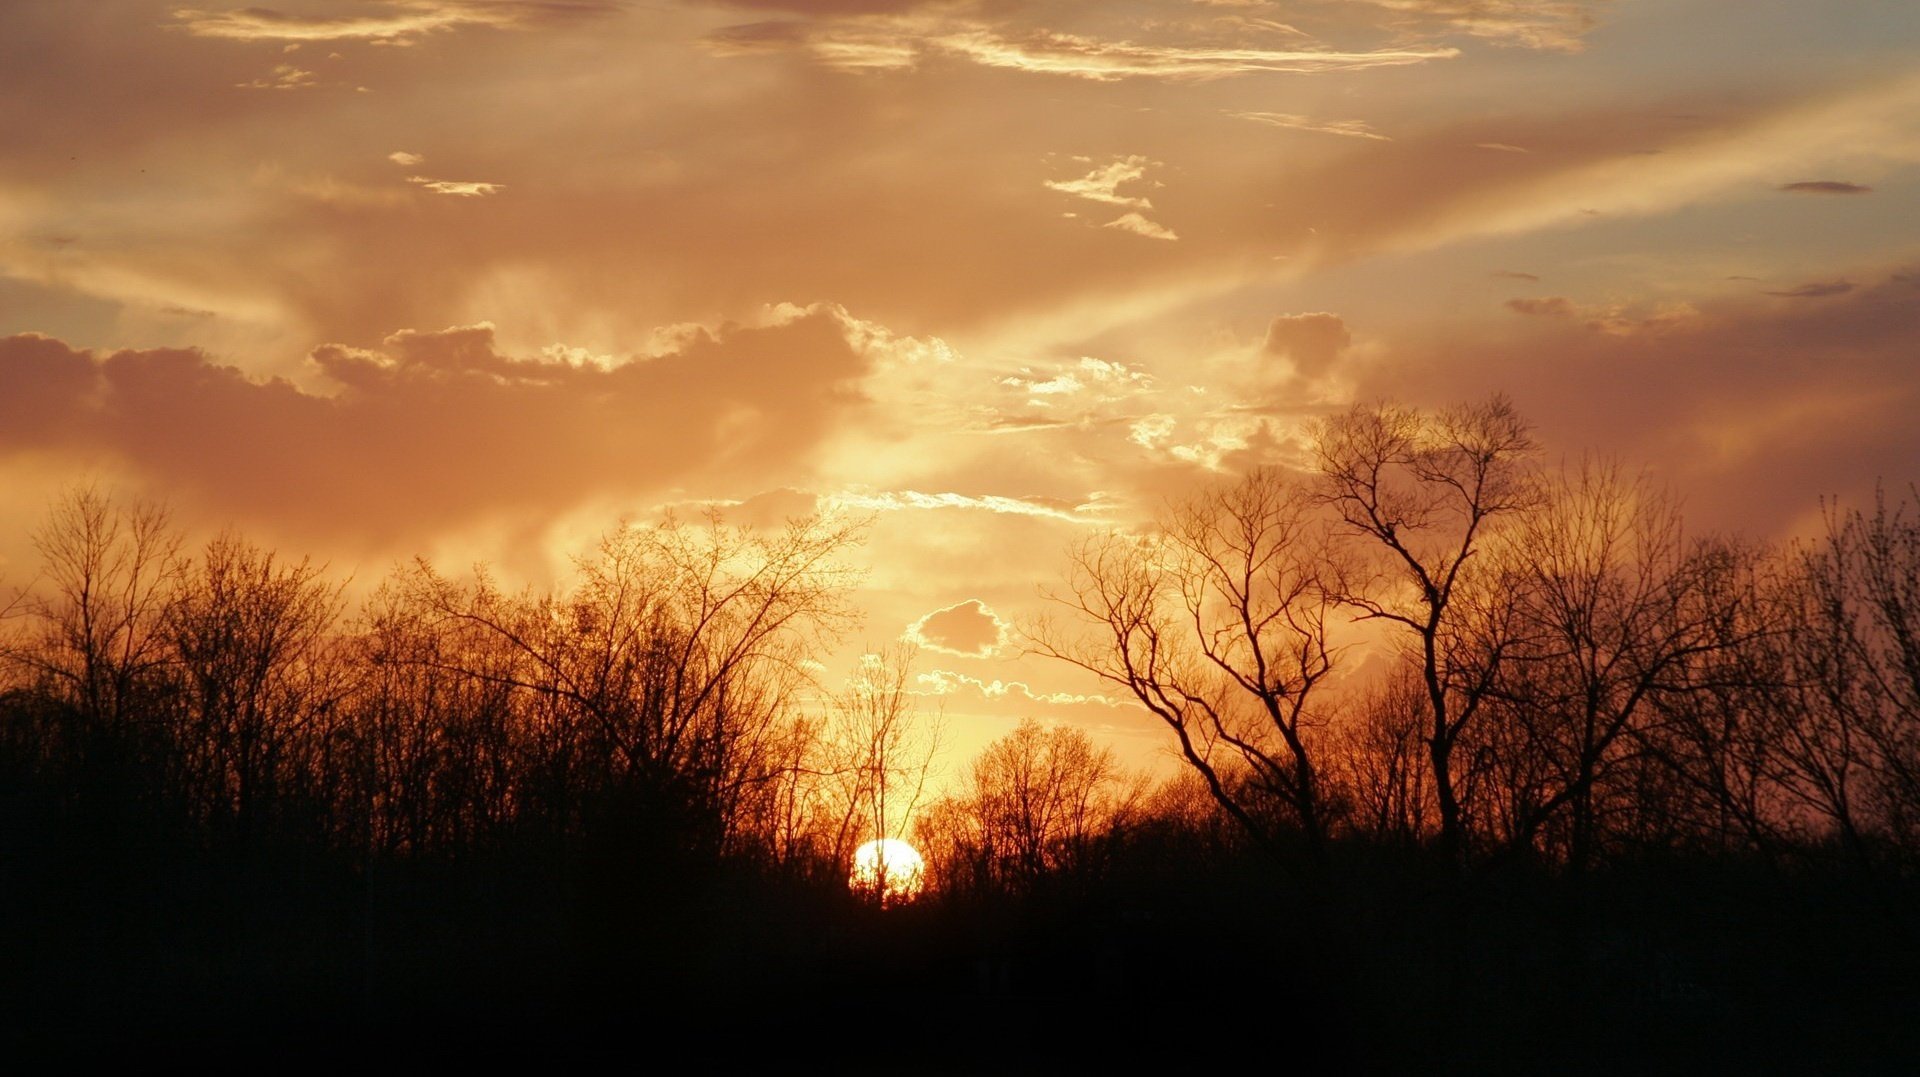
[849,838,926,904]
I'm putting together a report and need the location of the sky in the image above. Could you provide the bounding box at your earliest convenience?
[3,0,1918,780]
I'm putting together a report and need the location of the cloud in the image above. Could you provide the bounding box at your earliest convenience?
[1491,270,1540,281]
[913,669,1131,709]
[1505,295,1696,333]
[1506,295,1576,317]
[0,305,875,545]
[1045,156,1155,209]
[1475,142,1531,153]
[388,151,425,166]
[1262,312,1351,379]
[1104,212,1178,241]
[1358,269,1920,539]
[236,64,317,90]
[936,29,1455,80]
[823,489,1108,523]
[1778,180,1873,195]
[1763,280,1854,299]
[1353,0,1607,53]
[174,1,615,44]
[407,175,505,196]
[904,598,1010,657]
[706,19,1457,80]
[1229,111,1391,141]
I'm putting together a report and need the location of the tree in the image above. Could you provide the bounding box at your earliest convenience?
[1311,395,1539,864]
[396,509,862,862]
[164,532,349,850]
[1484,459,1736,867]
[823,645,942,901]
[1035,468,1341,862]
[918,719,1137,896]
[8,486,182,730]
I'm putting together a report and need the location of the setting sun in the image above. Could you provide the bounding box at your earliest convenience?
[849,839,926,904]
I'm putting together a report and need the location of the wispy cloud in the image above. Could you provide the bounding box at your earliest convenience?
[1229,111,1390,141]
[1763,280,1855,299]
[937,29,1456,80]
[1355,0,1607,53]
[236,64,316,90]
[913,669,1132,709]
[1104,212,1178,241]
[707,20,1456,80]
[408,175,505,197]
[175,1,615,43]
[388,150,425,166]
[1778,180,1873,195]
[1045,156,1155,209]
[824,489,1106,522]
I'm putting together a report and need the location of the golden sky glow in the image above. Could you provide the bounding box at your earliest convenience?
[3,0,1918,778]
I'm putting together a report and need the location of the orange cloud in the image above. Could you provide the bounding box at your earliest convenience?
[904,598,1010,657]
[0,305,874,546]
[174,1,615,43]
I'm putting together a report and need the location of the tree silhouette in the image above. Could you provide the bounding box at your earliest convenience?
[1035,468,1341,862]
[1311,395,1539,864]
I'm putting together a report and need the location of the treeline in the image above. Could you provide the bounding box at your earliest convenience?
[4,395,1920,1065]
[0,492,960,886]
[1034,395,1920,878]
[6,397,1920,894]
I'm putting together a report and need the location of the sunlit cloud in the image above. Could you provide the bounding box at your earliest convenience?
[388,151,425,166]
[1353,0,1608,53]
[0,304,873,544]
[407,175,505,197]
[933,29,1457,80]
[913,669,1132,709]
[1229,111,1391,141]
[1045,156,1156,209]
[824,489,1111,523]
[706,19,1457,79]
[236,64,317,90]
[1104,212,1178,241]
[174,1,616,43]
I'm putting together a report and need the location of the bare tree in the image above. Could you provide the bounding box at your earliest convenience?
[1034,468,1341,861]
[396,509,862,859]
[918,719,1139,896]
[8,486,183,729]
[1487,459,1737,867]
[163,532,350,849]
[1329,668,1434,846]
[827,645,943,900]
[1311,395,1539,864]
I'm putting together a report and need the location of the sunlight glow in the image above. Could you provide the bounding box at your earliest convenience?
[849,838,927,904]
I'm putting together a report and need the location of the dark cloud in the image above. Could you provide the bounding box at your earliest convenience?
[1763,280,1854,299]
[905,598,1009,658]
[1492,270,1540,282]
[0,307,870,545]
[1262,312,1351,379]
[1506,296,1575,317]
[708,0,958,12]
[1357,272,1920,539]
[1778,180,1872,195]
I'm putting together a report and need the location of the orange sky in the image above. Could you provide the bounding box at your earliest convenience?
[3,0,1918,778]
